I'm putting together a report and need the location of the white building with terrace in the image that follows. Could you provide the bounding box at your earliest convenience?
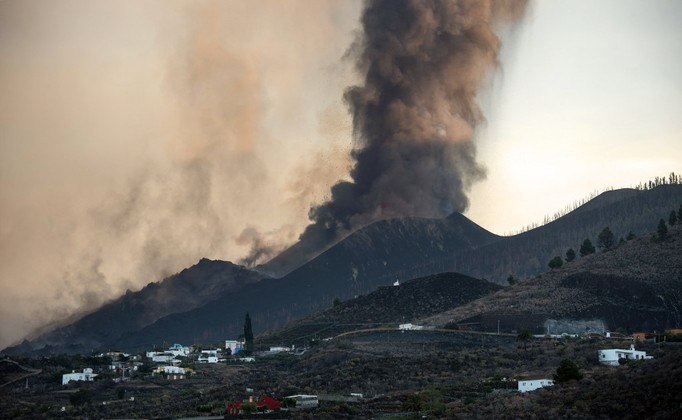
[598,344,652,366]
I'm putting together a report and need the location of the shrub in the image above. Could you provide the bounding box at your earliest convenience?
[554,359,583,383]
[69,389,93,406]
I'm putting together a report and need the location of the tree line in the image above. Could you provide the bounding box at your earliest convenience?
[507,172,680,236]
[545,203,681,270]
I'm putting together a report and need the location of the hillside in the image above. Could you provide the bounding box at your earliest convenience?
[96,215,500,351]
[6,185,680,355]
[420,223,682,334]
[265,186,682,285]
[3,259,265,355]
[260,212,500,278]
[423,185,682,283]
[258,272,503,346]
[460,346,682,419]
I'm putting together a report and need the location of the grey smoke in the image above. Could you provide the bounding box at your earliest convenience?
[266,0,529,274]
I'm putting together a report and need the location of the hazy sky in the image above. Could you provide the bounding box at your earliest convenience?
[0,0,680,348]
[470,0,682,233]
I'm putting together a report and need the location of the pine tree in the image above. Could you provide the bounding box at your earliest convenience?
[678,204,682,221]
[657,219,668,241]
[626,231,636,241]
[243,312,254,354]
[548,256,563,269]
[670,210,677,226]
[565,248,576,262]
[579,238,595,257]
[597,227,615,250]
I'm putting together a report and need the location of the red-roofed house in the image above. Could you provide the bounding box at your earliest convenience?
[226,395,281,415]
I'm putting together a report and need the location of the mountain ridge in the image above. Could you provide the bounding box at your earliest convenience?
[419,223,682,333]
[5,185,681,355]
[3,259,265,355]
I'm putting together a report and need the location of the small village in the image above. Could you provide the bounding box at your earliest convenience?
[39,324,678,418]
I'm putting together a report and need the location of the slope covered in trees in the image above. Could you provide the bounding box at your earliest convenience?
[421,222,682,334]
[432,184,682,282]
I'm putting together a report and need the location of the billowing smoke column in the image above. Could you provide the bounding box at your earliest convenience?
[266,0,528,275]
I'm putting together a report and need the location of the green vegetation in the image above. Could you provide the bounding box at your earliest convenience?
[240,401,257,415]
[333,297,342,307]
[626,231,636,241]
[579,238,595,257]
[244,312,254,354]
[548,256,563,269]
[401,387,445,416]
[507,275,517,286]
[597,227,615,251]
[69,389,93,406]
[553,358,582,383]
[657,219,668,241]
[669,210,677,226]
[565,248,576,262]
[517,327,532,351]
[402,393,421,412]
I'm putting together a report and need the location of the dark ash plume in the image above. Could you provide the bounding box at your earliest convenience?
[266,0,528,275]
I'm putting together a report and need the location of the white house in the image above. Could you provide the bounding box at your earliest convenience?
[198,355,219,363]
[598,344,652,366]
[201,349,221,356]
[168,343,191,357]
[152,353,175,363]
[269,346,292,353]
[161,365,185,374]
[399,323,424,331]
[62,368,98,385]
[284,394,319,409]
[518,379,554,393]
[154,365,186,380]
[225,339,244,354]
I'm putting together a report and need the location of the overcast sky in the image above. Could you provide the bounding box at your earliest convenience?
[0,0,680,348]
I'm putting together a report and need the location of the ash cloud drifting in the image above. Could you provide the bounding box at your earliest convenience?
[268,0,528,274]
[0,1,359,349]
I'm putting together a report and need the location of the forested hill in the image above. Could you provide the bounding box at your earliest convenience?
[418,184,682,282]
[421,221,682,333]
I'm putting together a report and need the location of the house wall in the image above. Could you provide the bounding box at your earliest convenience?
[598,347,651,365]
[225,340,244,354]
[62,370,97,385]
[518,379,554,393]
